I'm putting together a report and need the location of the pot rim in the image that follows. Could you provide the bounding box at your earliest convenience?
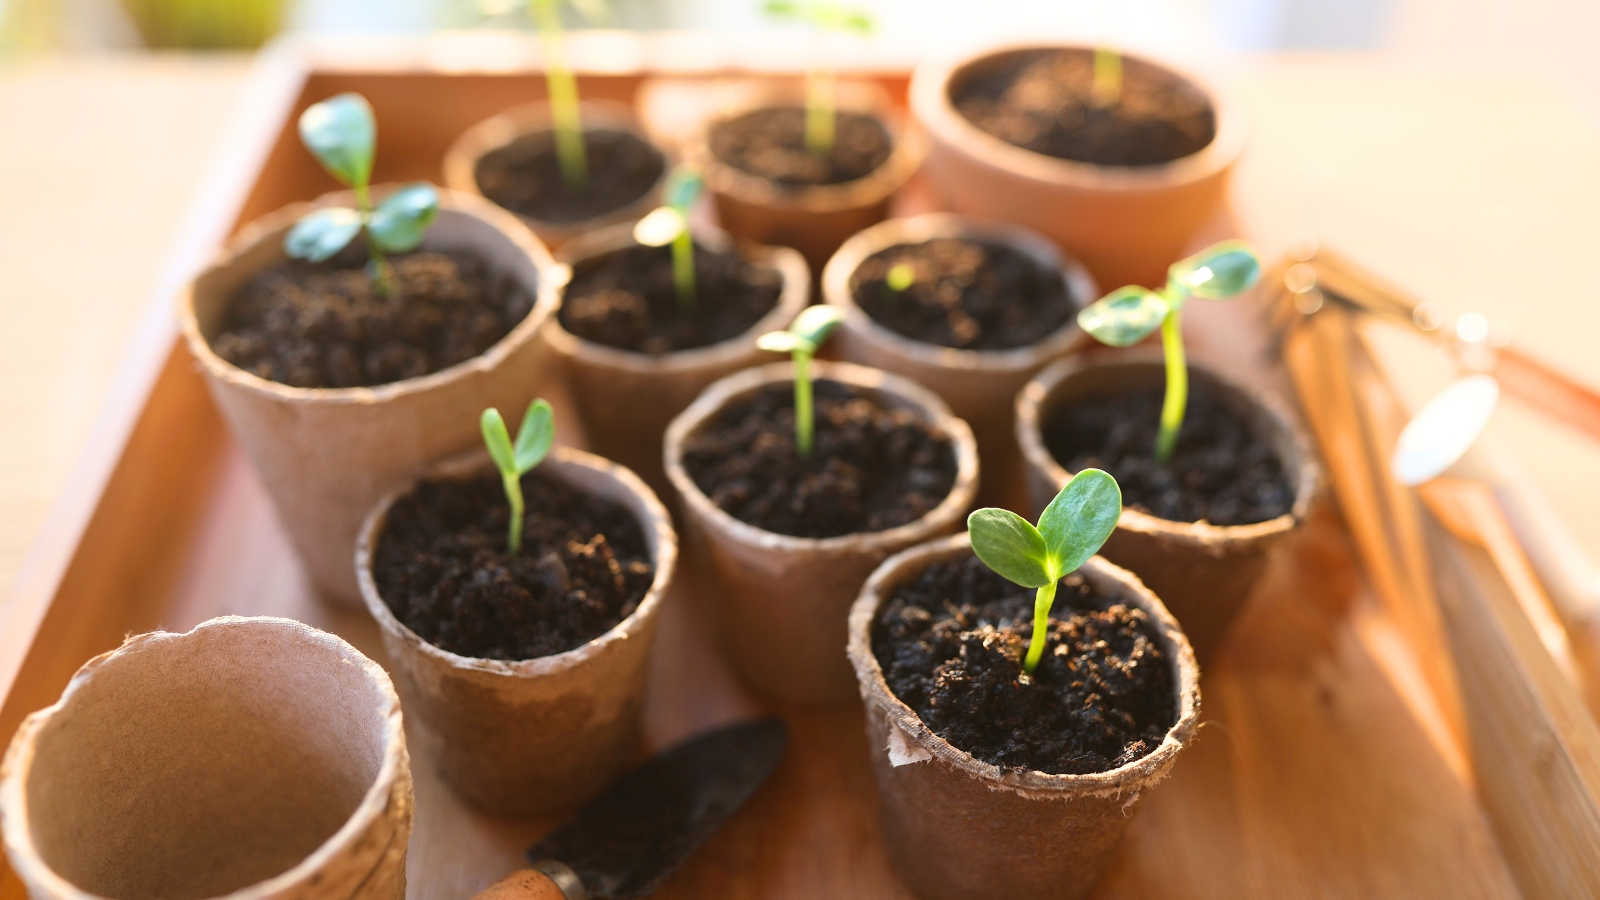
[662,360,980,554]
[1015,347,1319,545]
[0,616,409,900]
[442,99,672,241]
[355,445,679,678]
[688,80,926,215]
[910,43,1247,193]
[540,220,811,376]
[177,186,561,407]
[847,533,1201,797]
[820,211,1098,373]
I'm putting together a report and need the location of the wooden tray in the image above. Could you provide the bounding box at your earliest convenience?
[0,33,1561,900]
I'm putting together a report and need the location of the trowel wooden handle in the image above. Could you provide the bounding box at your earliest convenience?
[470,863,586,900]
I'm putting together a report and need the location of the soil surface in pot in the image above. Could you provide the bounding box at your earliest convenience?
[710,107,893,187]
[559,242,783,353]
[373,471,654,661]
[849,237,1076,350]
[213,246,534,389]
[475,128,666,224]
[873,554,1177,775]
[952,48,1216,167]
[681,381,956,538]
[1043,381,1293,526]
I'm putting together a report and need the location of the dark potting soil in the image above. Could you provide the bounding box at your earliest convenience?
[709,107,894,187]
[558,242,784,354]
[849,237,1077,350]
[474,128,666,224]
[212,246,534,389]
[952,48,1216,167]
[873,554,1177,775]
[1043,380,1294,526]
[681,381,957,538]
[372,471,654,661]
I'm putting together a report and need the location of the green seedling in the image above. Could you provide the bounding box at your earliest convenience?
[1075,240,1262,463]
[632,167,707,312]
[762,0,875,155]
[885,262,915,292]
[480,398,556,554]
[756,305,845,457]
[286,93,439,299]
[967,469,1122,675]
[1091,47,1122,108]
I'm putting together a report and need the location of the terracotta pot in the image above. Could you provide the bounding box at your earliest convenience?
[357,447,677,816]
[686,80,925,272]
[0,616,411,900]
[178,188,560,607]
[663,361,979,705]
[848,534,1200,900]
[1015,350,1319,660]
[821,212,1096,505]
[910,45,1246,289]
[444,100,670,250]
[543,221,810,496]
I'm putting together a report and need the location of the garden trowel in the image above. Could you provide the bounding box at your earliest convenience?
[470,718,788,900]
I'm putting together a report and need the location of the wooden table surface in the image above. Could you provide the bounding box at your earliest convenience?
[1,49,1598,611]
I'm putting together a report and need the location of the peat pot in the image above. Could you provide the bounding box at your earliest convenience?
[1016,351,1318,660]
[357,447,677,816]
[848,535,1200,900]
[910,44,1245,289]
[663,361,978,706]
[179,187,559,607]
[822,212,1095,503]
[444,100,670,250]
[543,221,810,495]
[0,616,412,900]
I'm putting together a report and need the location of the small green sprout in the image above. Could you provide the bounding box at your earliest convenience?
[632,167,707,312]
[1091,47,1122,108]
[967,469,1122,675]
[885,262,915,292]
[1076,240,1262,464]
[286,93,439,299]
[480,398,556,554]
[756,306,845,457]
[762,0,875,156]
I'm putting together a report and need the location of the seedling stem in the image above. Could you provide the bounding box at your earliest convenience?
[1091,47,1122,108]
[763,0,874,156]
[633,167,707,311]
[533,0,588,187]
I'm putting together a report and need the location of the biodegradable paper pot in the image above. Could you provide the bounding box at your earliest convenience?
[357,446,677,816]
[0,616,411,900]
[688,81,925,271]
[179,188,559,607]
[542,221,811,495]
[663,361,979,705]
[847,535,1200,900]
[1016,351,1318,660]
[822,213,1096,504]
[444,100,669,250]
[910,45,1245,289]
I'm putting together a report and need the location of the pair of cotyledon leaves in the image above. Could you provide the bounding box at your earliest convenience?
[285,93,441,264]
[968,469,1122,589]
[1076,241,1263,347]
[756,305,845,356]
[482,399,556,483]
[633,168,707,248]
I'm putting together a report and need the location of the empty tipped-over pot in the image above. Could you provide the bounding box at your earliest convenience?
[0,616,412,900]
[1016,350,1318,660]
[179,188,560,607]
[822,212,1095,504]
[663,361,978,706]
[444,100,670,250]
[542,221,810,495]
[848,534,1200,900]
[357,447,677,816]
